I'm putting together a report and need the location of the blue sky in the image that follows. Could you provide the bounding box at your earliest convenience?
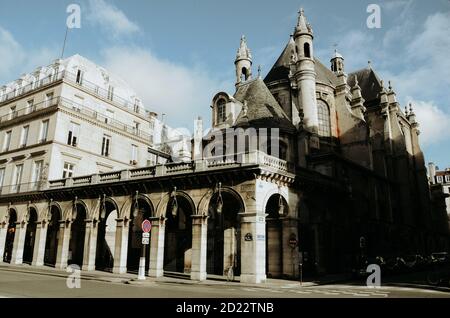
[0,0,449,168]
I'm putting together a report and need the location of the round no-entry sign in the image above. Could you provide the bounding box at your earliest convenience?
[142,219,152,233]
[288,234,298,249]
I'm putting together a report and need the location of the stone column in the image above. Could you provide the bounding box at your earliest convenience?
[113,218,129,274]
[55,222,71,269]
[82,220,98,271]
[148,217,165,278]
[10,222,27,265]
[281,217,299,278]
[240,213,266,284]
[0,224,7,262]
[31,222,48,266]
[190,215,208,281]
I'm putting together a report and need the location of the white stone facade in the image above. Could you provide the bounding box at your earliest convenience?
[0,55,187,195]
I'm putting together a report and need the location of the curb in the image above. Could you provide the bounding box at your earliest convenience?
[0,265,346,290]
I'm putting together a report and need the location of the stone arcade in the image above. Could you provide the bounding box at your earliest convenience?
[0,152,294,284]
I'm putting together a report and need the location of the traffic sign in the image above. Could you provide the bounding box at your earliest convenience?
[142,232,150,238]
[142,219,152,233]
[142,237,150,245]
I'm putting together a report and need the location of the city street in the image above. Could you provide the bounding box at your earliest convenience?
[0,267,449,298]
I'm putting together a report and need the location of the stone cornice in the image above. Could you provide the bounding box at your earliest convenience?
[57,106,152,146]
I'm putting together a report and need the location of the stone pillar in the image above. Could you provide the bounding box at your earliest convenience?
[148,217,165,278]
[190,215,208,281]
[55,222,71,269]
[0,225,7,262]
[32,222,48,266]
[10,222,27,265]
[240,213,266,284]
[282,217,299,278]
[82,220,98,271]
[113,218,129,274]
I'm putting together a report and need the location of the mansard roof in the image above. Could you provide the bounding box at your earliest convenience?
[233,78,295,132]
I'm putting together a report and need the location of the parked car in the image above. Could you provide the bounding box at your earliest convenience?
[431,252,450,265]
[403,255,427,271]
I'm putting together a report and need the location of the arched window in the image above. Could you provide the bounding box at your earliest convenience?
[304,43,311,58]
[241,67,249,81]
[216,99,226,124]
[317,100,331,137]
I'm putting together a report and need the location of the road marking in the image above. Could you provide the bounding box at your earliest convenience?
[241,287,282,293]
[292,290,311,294]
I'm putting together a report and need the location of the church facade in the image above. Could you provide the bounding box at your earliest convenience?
[0,9,448,284]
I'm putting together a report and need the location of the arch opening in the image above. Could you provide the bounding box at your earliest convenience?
[304,43,311,58]
[127,198,153,274]
[23,207,38,264]
[317,100,331,137]
[265,194,288,278]
[44,205,61,266]
[164,194,195,274]
[241,67,249,81]
[207,191,243,277]
[68,203,87,266]
[95,200,118,272]
[3,209,17,263]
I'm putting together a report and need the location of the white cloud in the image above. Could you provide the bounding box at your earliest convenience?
[408,99,450,145]
[101,46,230,129]
[0,26,57,84]
[377,11,450,149]
[87,0,140,38]
[381,0,412,14]
[333,30,377,71]
[0,26,25,79]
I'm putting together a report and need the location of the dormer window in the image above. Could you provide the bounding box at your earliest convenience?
[76,70,84,85]
[107,85,114,101]
[216,99,226,124]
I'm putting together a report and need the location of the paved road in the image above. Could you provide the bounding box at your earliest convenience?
[0,269,449,298]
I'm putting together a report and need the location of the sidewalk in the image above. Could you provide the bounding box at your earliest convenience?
[0,263,351,290]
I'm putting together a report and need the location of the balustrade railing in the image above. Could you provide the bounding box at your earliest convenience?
[9,151,293,194]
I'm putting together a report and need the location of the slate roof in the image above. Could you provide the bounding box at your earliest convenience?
[233,78,296,132]
[347,67,383,103]
[264,39,338,87]
[264,39,385,104]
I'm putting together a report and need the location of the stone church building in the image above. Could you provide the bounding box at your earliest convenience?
[0,9,448,284]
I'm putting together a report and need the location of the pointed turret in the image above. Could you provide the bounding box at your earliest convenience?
[407,103,417,125]
[351,75,366,120]
[295,8,313,35]
[235,35,253,87]
[331,49,344,74]
[291,8,318,139]
[379,80,389,106]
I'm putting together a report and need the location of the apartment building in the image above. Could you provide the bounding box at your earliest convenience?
[0,54,181,194]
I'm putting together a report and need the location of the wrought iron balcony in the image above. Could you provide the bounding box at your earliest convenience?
[0,71,149,119]
[0,96,152,141]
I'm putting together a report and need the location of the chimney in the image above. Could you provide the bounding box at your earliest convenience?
[428,162,436,184]
[193,116,203,160]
